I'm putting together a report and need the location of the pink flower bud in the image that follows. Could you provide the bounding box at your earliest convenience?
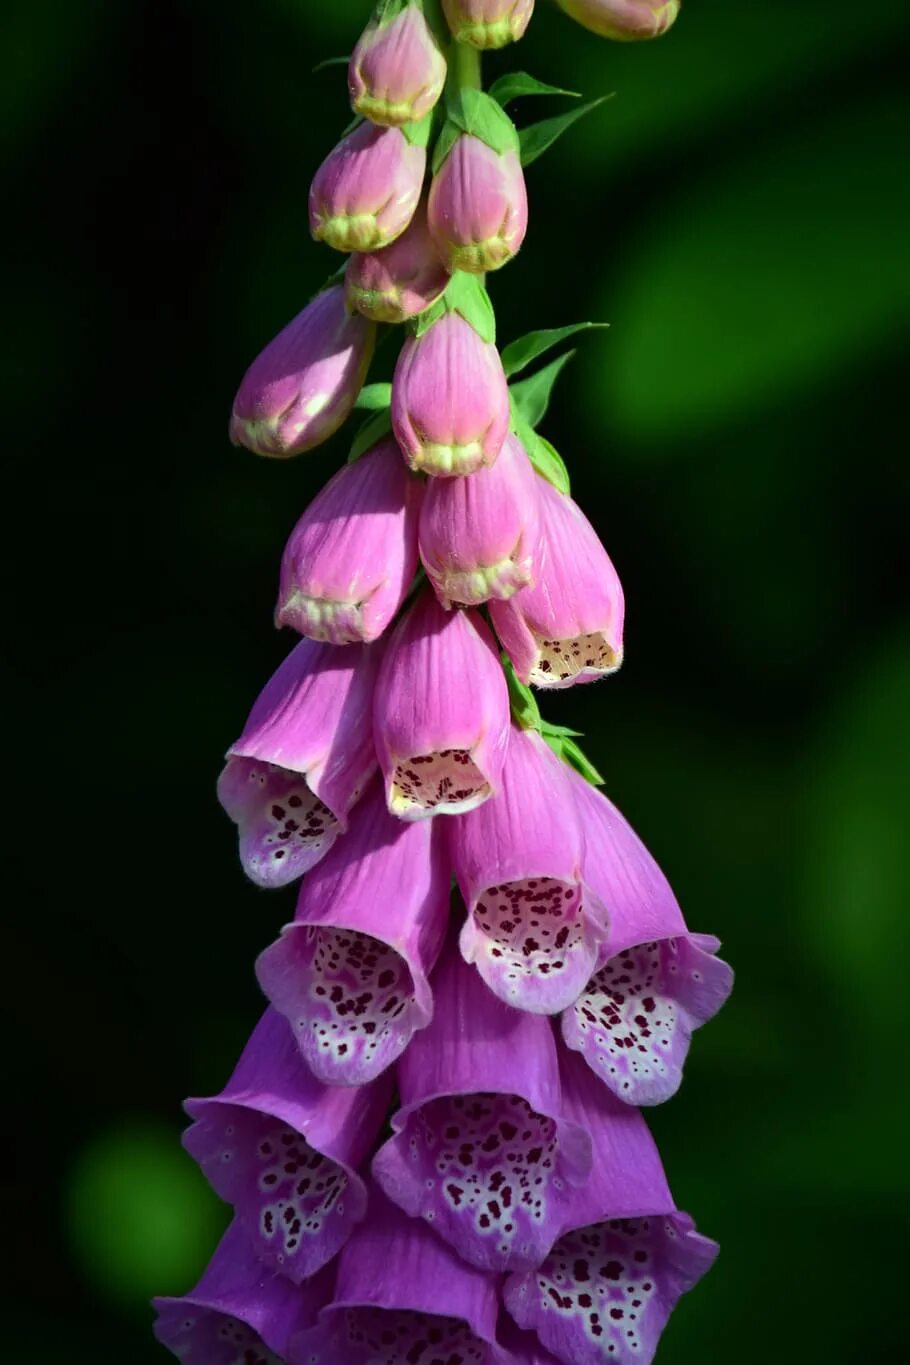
[391,312,510,476]
[349,3,447,127]
[428,135,528,274]
[418,432,540,607]
[276,438,422,644]
[229,285,376,459]
[555,0,680,41]
[373,588,510,819]
[442,0,534,48]
[309,122,426,253]
[345,199,450,324]
[490,474,624,688]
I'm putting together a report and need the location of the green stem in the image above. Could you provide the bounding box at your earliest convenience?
[451,38,482,91]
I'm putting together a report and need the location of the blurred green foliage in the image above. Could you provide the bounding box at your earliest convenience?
[7,0,908,1360]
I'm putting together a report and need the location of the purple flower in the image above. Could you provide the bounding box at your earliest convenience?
[229,285,375,459]
[429,135,528,274]
[182,1010,392,1280]
[256,777,450,1086]
[275,438,422,644]
[419,431,541,607]
[392,311,511,476]
[442,0,535,48]
[349,2,447,127]
[345,198,451,324]
[373,588,511,819]
[555,0,680,42]
[217,636,381,888]
[450,725,608,1014]
[309,121,426,253]
[490,474,624,688]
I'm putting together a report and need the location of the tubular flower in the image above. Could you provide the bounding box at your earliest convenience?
[555,0,680,43]
[429,134,528,274]
[345,199,451,323]
[275,438,421,644]
[309,121,426,253]
[442,0,535,49]
[229,285,375,459]
[349,1,447,127]
[217,636,381,888]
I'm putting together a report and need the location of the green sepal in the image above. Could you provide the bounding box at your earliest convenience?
[508,351,574,429]
[413,271,496,344]
[501,322,609,379]
[413,295,447,338]
[508,399,572,495]
[542,730,605,786]
[402,110,434,148]
[503,658,542,732]
[371,0,417,26]
[354,382,393,411]
[519,94,614,169]
[348,407,392,462]
[431,118,460,174]
[312,55,351,74]
[488,71,581,109]
[445,87,520,156]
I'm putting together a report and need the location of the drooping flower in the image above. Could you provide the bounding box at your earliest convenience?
[560,770,733,1105]
[275,437,421,645]
[450,725,608,1014]
[216,636,381,888]
[309,121,427,253]
[429,134,528,273]
[256,777,450,1086]
[392,311,510,476]
[349,1,447,127]
[345,198,451,324]
[490,473,624,688]
[183,1010,392,1281]
[442,0,535,49]
[555,0,680,43]
[373,588,510,819]
[418,431,540,607]
[372,941,591,1273]
[229,285,375,459]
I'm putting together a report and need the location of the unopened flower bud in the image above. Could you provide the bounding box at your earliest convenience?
[345,199,450,324]
[349,2,447,127]
[442,0,534,49]
[429,134,528,274]
[555,0,680,41]
[229,285,375,458]
[309,121,426,253]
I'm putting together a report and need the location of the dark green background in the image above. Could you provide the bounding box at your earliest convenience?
[8,0,909,1359]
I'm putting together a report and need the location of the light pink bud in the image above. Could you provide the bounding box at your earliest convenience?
[442,0,534,48]
[345,200,450,324]
[429,135,528,274]
[391,312,510,476]
[309,122,426,253]
[418,432,540,607]
[555,0,680,41]
[349,3,447,127]
[373,588,510,819]
[276,438,422,644]
[229,285,375,459]
[489,475,624,688]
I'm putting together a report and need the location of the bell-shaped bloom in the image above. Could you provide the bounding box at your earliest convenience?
[490,475,624,688]
[349,2,447,127]
[392,312,510,476]
[555,0,680,43]
[229,285,375,459]
[372,942,591,1273]
[450,725,608,1014]
[289,1188,513,1364]
[560,772,733,1105]
[504,1048,718,1365]
[153,1219,330,1364]
[276,438,422,645]
[345,200,450,324]
[429,135,528,274]
[373,589,510,819]
[419,432,541,607]
[309,121,425,253]
[217,637,381,888]
[183,1010,392,1281]
[442,0,535,48]
[256,778,450,1086]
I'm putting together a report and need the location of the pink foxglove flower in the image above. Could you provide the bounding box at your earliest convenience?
[217,636,380,887]
[429,134,528,273]
[490,473,624,687]
[442,0,535,48]
[256,778,450,1086]
[309,121,426,253]
[345,198,451,324]
[418,431,541,606]
[229,284,375,459]
[392,311,510,475]
[183,1010,392,1280]
[349,1,447,127]
[555,0,680,42]
[373,588,510,818]
[276,438,421,644]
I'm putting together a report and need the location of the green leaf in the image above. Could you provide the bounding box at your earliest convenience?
[509,401,572,495]
[504,659,541,732]
[488,71,581,108]
[500,322,608,378]
[444,271,496,344]
[542,730,604,786]
[508,351,575,429]
[348,407,392,462]
[354,382,392,411]
[311,55,350,74]
[445,88,520,156]
[519,95,613,168]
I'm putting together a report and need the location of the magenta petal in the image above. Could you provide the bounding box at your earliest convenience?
[348,5,447,127]
[256,778,450,1085]
[309,122,426,253]
[346,200,451,324]
[428,136,528,274]
[442,0,535,49]
[153,1220,331,1363]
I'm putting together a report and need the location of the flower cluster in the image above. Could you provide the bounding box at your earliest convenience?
[155,4,727,1364]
